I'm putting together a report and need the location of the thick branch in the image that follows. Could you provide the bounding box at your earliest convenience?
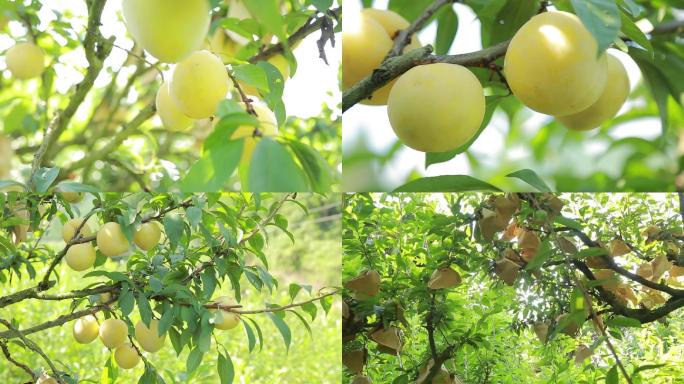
[342,41,509,111]
[562,228,684,298]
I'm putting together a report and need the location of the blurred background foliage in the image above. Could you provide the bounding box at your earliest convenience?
[343,193,684,383]
[0,193,341,383]
[343,0,684,192]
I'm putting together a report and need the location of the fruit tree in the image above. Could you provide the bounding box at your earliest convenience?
[0,192,340,383]
[0,0,341,192]
[343,192,684,383]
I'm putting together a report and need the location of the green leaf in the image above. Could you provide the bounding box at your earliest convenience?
[524,241,552,270]
[242,320,257,353]
[118,286,134,316]
[618,0,643,18]
[435,7,458,54]
[394,175,501,192]
[138,292,153,326]
[606,315,641,328]
[426,97,501,168]
[388,0,433,22]
[288,283,302,302]
[243,0,286,43]
[486,0,537,46]
[287,139,333,193]
[248,138,309,192]
[630,48,670,136]
[606,365,619,384]
[217,352,235,384]
[506,169,552,192]
[186,347,204,376]
[575,247,608,259]
[618,11,652,58]
[185,206,202,228]
[310,0,333,12]
[554,216,583,231]
[243,316,264,351]
[158,304,175,336]
[54,181,99,193]
[163,214,185,251]
[233,64,269,92]
[265,312,291,352]
[570,0,620,55]
[180,140,243,192]
[288,310,313,338]
[31,167,59,193]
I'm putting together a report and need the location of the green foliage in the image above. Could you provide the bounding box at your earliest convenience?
[343,193,684,383]
[0,192,341,383]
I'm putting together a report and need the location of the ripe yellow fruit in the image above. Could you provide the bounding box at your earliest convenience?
[6,42,45,79]
[97,222,130,257]
[225,0,254,45]
[65,243,96,271]
[133,222,162,251]
[231,101,278,164]
[210,296,241,330]
[156,81,195,131]
[0,135,13,179]
[387,63,485,152]
[504,11,608,116]
[59,191,84,203]
[73,315,100,344]
[557,54,629,130]
[206,28,239,64]
[99,318,128,349]
[342,10,421,106]
[114,343,141,369]
[122,0,210,63]
[170,50,231,119]
[36,374,58,384]
[134,319,166,353]
[62,218,93,243]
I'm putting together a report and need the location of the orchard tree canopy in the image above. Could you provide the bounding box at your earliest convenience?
[343,193,684,383]
[0,192,340,383]
[342,0,684,192]
[0,0,341,193]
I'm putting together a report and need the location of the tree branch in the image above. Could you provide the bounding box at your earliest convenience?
[0,318,63,383]
[249,7,341,63]
[59,102,156,177]
[342,10,680,111]
[30,0,112,182]
[387,0,455,58]
[0,340,35,380]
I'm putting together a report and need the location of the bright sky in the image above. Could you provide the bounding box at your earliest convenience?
[1,0,340,121]
[343,0,660,188]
